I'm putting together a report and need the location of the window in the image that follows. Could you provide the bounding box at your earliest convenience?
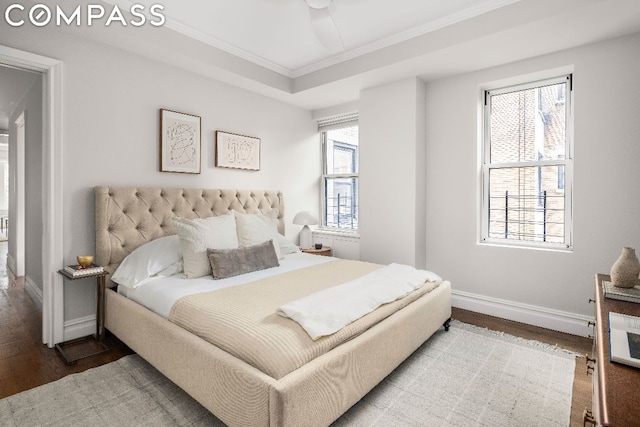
[482,75,573,249]
[321,123,359,230]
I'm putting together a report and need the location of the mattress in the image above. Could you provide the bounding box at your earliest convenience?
[118,252,335,318]
[118,252,441,380]
[170,259,440,379]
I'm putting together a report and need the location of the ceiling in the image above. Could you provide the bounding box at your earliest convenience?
[113,0,522,76]
[93,0,640,111]
[3,0,640,115]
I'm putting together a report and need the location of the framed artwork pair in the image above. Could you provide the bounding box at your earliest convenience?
[159,109,260,173]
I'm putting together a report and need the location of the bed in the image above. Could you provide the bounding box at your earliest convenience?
[95,186,451,427]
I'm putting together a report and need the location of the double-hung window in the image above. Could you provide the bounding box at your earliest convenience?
[319,120,359,230]
[482,75,573,249]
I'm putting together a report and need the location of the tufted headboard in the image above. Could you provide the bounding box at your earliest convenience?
[94,186,284,286]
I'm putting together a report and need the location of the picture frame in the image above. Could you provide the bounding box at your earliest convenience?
[215,130,261,171]
[160,109,201,174]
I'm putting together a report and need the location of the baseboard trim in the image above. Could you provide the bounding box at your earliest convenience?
[451,289,594,337]
[24,276,43,311]
[63,315,96,342]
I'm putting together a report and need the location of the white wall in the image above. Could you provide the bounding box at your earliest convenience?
[425,33,640,333]
[8,77,43,300]
[359,77,427,268]
[0,142,8,211]
[0,27,320,325]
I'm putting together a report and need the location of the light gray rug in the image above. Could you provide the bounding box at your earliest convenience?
[0,320,576,427]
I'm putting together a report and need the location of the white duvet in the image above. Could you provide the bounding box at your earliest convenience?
[118,252,336,318]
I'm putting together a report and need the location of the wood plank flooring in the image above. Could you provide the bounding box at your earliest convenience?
[452,307,593,427]
[0,241,592,426]
[0,242,133,400]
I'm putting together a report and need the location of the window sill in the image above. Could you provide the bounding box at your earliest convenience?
[313,228,360,239]
[479,239,572,253]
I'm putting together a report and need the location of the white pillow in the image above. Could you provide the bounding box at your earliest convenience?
[173,212,239,278]
[111,235,182,289]
[235,212,284,259]
[276,234,300,256]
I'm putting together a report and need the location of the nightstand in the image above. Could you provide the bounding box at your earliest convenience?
[56,269,109,364]
[301,246,332,257]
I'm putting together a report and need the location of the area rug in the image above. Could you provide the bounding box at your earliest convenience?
[0,320,576,427]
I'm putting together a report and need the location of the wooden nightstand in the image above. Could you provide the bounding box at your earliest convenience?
[56,269,110,364]
[301,246,332,256]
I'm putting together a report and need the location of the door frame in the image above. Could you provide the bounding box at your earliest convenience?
[14,111,25,277]
[0,44,63,347]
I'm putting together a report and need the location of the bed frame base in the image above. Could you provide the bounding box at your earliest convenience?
[105,282,451,427]
[95,186,452,426]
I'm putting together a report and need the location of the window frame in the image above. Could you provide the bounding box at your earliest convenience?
[320,121,359,232]
[481,74,574,250]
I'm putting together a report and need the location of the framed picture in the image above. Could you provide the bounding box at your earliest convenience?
[215,130,260,171]
[160,109,201,174]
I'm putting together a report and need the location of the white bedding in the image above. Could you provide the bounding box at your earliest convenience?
[276,263,441,340]
[118,252,337,318]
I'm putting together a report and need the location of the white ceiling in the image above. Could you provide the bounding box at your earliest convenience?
[114,0,521,76]
[6,0,640,114]
[108,0,639,110]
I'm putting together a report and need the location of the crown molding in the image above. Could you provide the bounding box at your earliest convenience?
[290,0,521,77]
[103,0,520,79]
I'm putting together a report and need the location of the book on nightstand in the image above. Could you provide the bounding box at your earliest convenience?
[603,280,640,303]
[64,264,104,277]
[609,312,640,369]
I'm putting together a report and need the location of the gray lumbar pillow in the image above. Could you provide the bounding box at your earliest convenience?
[207,239,280,280]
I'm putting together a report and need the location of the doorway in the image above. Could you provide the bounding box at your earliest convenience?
[0,65,39,279]
[0,44,63,348]
[0,130,8,244]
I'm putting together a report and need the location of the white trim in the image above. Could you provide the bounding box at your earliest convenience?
[451,289,593,337]
[103,0,520,79]
[313,228,360,239]
[100,0,292,77]
[42,57,64,348]
[63,315,96,342]
[291,0,522,78]
[0,44,63,348]
[24,275,43,311]
[14,112,25,276]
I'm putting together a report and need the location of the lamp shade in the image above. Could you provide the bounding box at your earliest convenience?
[292,211,318,226]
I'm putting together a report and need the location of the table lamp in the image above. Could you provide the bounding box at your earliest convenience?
[293,211,318,249]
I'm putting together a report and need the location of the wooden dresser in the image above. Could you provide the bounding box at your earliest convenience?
[589,273,640,426]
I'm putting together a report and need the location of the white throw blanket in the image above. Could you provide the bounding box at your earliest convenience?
[276,263,442,340]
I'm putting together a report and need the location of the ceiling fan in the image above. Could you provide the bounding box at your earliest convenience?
[304,0,344,53]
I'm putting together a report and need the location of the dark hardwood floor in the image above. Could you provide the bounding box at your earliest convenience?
[0,240,592,426]
[0,241,133,400]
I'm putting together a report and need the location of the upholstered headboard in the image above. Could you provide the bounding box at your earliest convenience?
[94,186,284,286]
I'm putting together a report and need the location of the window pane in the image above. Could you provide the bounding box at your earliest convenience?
[324,177,358,229]
[490,82,566,163]
[326,126,359,174]
[488,166,565,243]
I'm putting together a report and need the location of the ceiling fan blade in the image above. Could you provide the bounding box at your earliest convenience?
[309,7,344,53]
